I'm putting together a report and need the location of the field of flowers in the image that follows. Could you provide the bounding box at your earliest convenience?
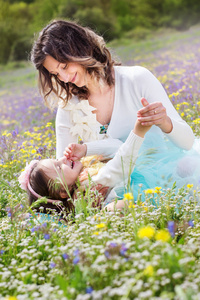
[0,25,200,300]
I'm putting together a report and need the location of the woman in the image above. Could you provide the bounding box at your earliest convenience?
[31,19,194,162]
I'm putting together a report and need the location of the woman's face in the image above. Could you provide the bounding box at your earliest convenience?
[43,55,87,87]
[40,156,83,187]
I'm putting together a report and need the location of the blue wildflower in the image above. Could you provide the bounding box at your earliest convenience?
[73,249,79,256]
[120,243,128,256]
[0,250,5,254]
[104,251,110,259]
[86,286,93,294]
[50,262,56,268]
[44,233,50,240]
[73,256,80,265]
[188,220,194,227]
[62,253,69,260]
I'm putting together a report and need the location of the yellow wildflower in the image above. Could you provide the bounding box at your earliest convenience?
[144,189,155,194]
[193,119,200,124]
[155,229,170,242]
[143,265,154,276]
[46,122,52,127]
[187,184,193,189]
[123,192,134,200]
[93,232,99,235]
[128,201,135,208]
[142,203,148,212]
[137,226,155,239]
[96,223,106,229]
[154,187,162,194]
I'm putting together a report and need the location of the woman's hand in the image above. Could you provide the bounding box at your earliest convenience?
[137,98,173,133]
[64,143,87,160]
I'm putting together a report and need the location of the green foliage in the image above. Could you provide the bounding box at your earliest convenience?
[1,0,200,63]
[0,1,32,64]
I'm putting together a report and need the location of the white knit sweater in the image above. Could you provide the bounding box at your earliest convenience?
[56,66,194,159]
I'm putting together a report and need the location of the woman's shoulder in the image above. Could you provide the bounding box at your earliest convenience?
[114,65,152,80]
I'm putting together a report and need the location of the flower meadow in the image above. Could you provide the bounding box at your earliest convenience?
[1,26,200,300]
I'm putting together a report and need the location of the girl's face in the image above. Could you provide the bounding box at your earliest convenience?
[43,55,87,87]
[40,156,83,187]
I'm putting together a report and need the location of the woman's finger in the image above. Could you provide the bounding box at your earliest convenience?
[140,115,166,126]
[138,108,161,117]
[138,101,163,115]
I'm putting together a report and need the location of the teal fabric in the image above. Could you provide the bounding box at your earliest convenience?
[34,212,67,226]
[116,132,200,200]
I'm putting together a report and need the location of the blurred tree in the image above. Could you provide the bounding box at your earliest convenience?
[30,0,63,34]
[0,1,32,64]
[9,0,34,3]
[0,0,200,64]
[58,0,120,40]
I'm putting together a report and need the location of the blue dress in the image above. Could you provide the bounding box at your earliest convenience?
[118,133,200,200]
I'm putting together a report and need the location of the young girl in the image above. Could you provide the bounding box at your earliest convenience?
[18,119,151,217]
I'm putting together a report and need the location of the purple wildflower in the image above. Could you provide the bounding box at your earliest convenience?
[104,251,110,259]
[110,242,117,248]
[168,221,175,238]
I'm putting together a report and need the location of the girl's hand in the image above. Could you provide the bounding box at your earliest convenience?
[137,98,173,133]
[64,143,87,161]
[134,119,152,138]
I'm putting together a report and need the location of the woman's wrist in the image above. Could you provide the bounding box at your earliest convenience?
[158,116,173,133]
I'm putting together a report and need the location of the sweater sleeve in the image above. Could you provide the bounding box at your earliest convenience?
[56,106,78,159]
[92,131,144,188]
[85,138,123,158]
[134,67,195,150]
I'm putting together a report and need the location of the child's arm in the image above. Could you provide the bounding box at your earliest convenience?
[64,143,87,161]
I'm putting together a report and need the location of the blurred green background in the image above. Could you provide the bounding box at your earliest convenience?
[1,0,200,65]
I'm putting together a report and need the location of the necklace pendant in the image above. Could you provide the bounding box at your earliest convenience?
[99,123,109,134]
